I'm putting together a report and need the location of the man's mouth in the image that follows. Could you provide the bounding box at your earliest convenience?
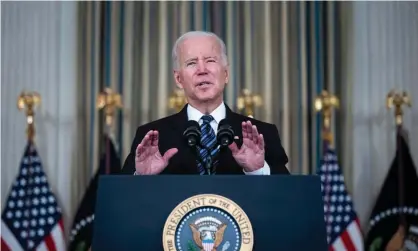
[197,82,212,87]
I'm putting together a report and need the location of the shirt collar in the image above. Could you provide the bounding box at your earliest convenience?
[187,102,226,124]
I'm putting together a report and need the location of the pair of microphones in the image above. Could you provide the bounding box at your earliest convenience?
[183,119,235,149]
[183,119,234,175]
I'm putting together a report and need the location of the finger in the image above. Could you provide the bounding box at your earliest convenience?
[241,121,248,139]
[228,142,240,155]
[251,125,259,145]
[246,121,253,140]
[135,143,144,157]
[142,131,153,147]
[244,121,252,138]
[162,148,178,162]
[258,134,265,150]
[151,130,159,146]
[137,131,154,157]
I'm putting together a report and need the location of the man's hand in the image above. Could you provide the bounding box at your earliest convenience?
[135,130,178,175]
[228,121,265,172]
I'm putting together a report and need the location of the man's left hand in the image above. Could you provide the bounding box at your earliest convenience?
[229,120,265,172]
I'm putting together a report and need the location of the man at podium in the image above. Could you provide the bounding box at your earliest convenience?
[121,31,289,176]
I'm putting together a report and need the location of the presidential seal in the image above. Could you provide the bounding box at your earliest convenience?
[162,194,254,251]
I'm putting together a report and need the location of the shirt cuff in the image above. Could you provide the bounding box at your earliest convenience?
[243,161,271,175]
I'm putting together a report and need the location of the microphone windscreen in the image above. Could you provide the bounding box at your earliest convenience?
[217,119,234,146]
[218,119,231,130]
[183,120,201,147]
[185,120,200,130]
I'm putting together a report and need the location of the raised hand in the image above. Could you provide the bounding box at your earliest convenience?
[135,130,178,175]
[228,121,265,172]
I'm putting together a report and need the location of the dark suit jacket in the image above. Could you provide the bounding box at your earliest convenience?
[121,104,289,175]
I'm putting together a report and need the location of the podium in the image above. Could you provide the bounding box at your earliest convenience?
[92,175,327,251]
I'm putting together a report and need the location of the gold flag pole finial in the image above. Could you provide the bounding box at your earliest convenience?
[314,90,339,144]
[237,89,262,118]
[96,88,123,130]
[386,90,411,126]
[385,90,411,249]
[168,88,187,113]
[17,91,41,142]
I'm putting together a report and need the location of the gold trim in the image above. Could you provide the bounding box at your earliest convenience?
[168,88,187,113]
[314,90,339,145]
[386,90,411,126]
[17,91,41,142]
[96,87,123,128]
[237,89,262,118]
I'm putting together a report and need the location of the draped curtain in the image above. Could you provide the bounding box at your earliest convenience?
[1,1,79,235]
[339,1,418,228]
[79,1,341,179]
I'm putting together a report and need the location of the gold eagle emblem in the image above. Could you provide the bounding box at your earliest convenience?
[190,222,227,251]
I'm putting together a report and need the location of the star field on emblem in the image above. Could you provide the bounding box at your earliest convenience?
[163,194,254,251]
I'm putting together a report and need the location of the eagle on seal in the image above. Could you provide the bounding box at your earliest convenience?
[190,223,227,251]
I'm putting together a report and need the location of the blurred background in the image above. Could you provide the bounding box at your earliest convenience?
[1,1,418,250]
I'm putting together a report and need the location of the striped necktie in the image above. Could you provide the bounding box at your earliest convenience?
[197,115,219,175]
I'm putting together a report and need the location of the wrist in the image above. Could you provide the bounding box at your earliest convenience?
[242,163,264,172]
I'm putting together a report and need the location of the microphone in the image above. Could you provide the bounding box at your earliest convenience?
[183,120,212,175]
[183,120,201,147]
[217,119,234,147]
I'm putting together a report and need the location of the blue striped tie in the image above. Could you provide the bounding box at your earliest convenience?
[197,115,219,175]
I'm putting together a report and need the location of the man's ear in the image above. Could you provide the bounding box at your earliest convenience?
[224,66,230,84]
[173,70,183,88]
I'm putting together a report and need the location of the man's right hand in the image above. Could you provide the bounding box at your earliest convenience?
[135,130,178,175]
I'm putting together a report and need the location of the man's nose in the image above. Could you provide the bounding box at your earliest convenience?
[196,60,207,73]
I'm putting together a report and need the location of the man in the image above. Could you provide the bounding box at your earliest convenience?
[121,31,289,175]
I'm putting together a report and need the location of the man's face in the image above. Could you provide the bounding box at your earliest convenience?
[173,36,229,105]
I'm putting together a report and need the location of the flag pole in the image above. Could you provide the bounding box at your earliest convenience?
[314,90,339,243]
[17,90,41,249]
[97,88,123,174]
[386,90,411,230]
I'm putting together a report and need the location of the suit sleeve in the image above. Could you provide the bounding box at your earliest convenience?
[121,127,143,175]
[264,124,290,175]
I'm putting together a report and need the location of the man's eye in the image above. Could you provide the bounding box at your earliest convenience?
[186,62,196,66]
[207,59,215,63]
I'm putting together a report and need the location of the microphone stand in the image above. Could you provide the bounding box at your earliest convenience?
[185,133,215,175]
[194,146,214,175]
[205,154,213,175]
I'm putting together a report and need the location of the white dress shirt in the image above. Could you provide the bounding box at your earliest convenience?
[187,102,271,175]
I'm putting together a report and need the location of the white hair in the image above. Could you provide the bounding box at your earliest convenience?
[171,31,228,70]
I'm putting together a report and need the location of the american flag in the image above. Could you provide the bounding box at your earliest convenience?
[318,143,364,251]
[1,141,65,251]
